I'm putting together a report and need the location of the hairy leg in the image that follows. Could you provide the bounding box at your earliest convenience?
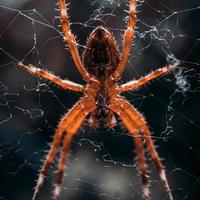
[113,0,136,80]
[32,97,92,200]
[59,0,90,81]
[110,100,150,199]
[119,61,180,93]
[17,62,85,93]
[53,109,90,199]
[110,96,174,200]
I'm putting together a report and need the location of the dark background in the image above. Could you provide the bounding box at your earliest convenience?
[0,0,200,200]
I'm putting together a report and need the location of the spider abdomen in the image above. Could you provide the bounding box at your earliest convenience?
[82,26,120,78]
[92,44,108,64]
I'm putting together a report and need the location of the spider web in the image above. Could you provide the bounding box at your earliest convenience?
[0,0,200,199]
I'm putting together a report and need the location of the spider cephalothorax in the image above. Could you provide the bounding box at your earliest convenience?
[16,0,180,200]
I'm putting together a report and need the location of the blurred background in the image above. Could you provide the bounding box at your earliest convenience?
[0,0,200,200]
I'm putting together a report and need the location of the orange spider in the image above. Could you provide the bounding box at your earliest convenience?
[17,0,180,199]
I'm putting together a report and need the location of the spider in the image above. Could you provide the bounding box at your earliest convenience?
[16,0,180,199]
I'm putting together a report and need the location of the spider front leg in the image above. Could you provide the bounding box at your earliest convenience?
[113,0,136,80]
[110,98,149,199]
[59,0,90,82]
[119,61,180,93]
[110,96,174,200]
[54,105,93,199]
[17,62,85,93]
[33,97,95,200]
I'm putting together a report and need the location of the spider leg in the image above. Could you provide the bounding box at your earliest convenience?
[119,62,180,93]
[53,108,91,200]
[17,62,85,93]
[32,97,94,200]
[110,96,174,200]
[110,99,149,199]
[113,0,136,80]
[59,0,90,82]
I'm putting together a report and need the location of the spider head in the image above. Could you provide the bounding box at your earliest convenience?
[82,26,120,77]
